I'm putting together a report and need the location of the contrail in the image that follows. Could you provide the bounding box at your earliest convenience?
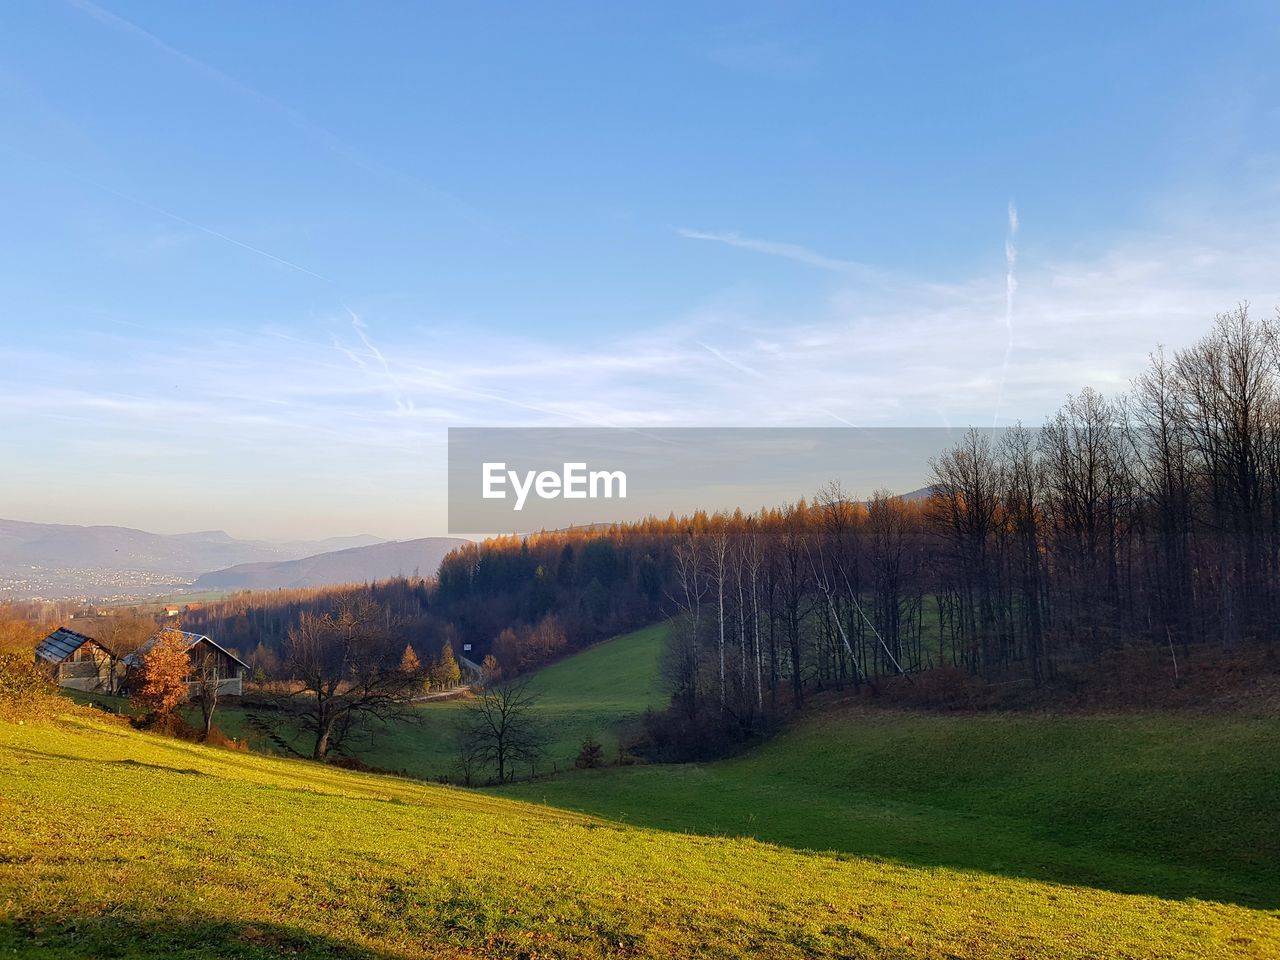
[697,340,767,379]
[95,180,331,282]
[993,201,1018,427]
[678,227,877,278]
[344,305,414,413]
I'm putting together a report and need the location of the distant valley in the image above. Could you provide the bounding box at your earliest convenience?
[0,519,462,601]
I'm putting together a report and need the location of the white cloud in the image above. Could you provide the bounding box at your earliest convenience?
[6,201,1280,537]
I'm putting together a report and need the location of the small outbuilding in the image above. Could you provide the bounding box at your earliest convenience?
[35,627,120,694]
[124,630,250,697]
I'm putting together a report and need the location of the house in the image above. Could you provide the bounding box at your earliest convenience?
[124,630,250,697]
[35,627,120,694]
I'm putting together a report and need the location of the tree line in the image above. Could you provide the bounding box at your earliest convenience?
[134,306,1280,753]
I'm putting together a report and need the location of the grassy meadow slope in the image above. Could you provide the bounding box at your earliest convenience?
[323,621,669,777]
[79,622,671,780]
[2,712,1277,960]
[503,708,1280,910]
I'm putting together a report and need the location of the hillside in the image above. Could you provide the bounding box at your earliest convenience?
[204,623,670,778]
[192,537,468,590]
[2,712,1275,959]
[504,706,1280,910]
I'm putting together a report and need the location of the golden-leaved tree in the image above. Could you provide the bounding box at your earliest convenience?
[132,627,190,725]
[433,641,461,688]
[400,644,422,675]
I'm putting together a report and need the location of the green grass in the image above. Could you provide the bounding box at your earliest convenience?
[344,622,669,778]
[2,710,1277,959]
[65,623,670,781]
[502,707,1280,910]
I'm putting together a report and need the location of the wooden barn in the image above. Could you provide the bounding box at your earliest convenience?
[35,627,120,694]
[123,630,249,697]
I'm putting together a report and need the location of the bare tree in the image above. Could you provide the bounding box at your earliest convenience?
[460,676,546,783]
[189,647,222,740]
[705,525,731,711]
[278,593,421,760]
[451,727,486,787]
[667,533,708,719]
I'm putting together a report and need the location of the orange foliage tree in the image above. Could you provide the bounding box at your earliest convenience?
[131,627,190,723]
[399,644,422,674]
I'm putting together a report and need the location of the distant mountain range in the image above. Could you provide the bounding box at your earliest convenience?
[0,518,385,576]
[0,519,450,600]
[192,538,467,591]
[897,486,935,502]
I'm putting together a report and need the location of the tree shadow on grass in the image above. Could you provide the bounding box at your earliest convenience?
[1,745,207,777]
[493,771,1280,911]
[0,913,413,960]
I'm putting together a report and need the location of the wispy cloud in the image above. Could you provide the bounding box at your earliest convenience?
[7,196,1280,536]
[677,228,879,278]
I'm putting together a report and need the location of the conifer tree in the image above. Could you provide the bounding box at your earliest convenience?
[437,641,461,687]
[400,644,422,675]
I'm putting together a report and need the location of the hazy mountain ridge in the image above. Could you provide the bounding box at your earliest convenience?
[192,537,468,590]
[0,519,396,598]
[0,518,386,575]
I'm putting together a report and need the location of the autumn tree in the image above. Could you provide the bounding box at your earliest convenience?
[433,641,461,688]
[0,609,41,656]
[131,627,190,727]
[95,610,158,659]
[400,644,422,675]
[0,609,53,715]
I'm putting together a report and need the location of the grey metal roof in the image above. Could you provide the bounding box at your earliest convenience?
[123,630,249,671]
[35,627,105,664]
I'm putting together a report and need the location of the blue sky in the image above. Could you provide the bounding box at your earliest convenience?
[3,1,1280,539]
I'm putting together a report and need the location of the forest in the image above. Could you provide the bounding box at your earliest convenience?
[169,306,1280,739]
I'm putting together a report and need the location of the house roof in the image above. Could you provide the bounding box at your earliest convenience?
[35,627,108,664]
[123,630,250,672]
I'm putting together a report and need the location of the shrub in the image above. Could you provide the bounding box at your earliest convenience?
[575,734,604,769]
[0,652,55,716]
[203,725,249,752]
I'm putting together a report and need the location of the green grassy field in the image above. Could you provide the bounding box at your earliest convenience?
[503,707,1280,910]
[2,710,1276,959]
[68,623,669,781]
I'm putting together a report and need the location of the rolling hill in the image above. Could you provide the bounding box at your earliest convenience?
[191,537,468,590]
[199,623,671,778]
[503,706,1280,910]
[2,711,1274,958]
